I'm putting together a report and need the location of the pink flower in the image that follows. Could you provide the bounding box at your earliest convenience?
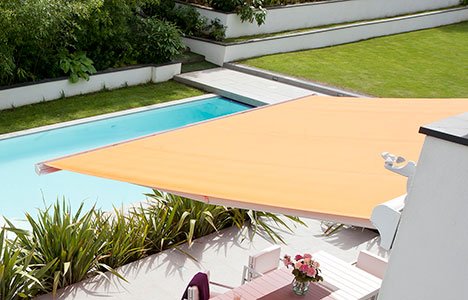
[282,253,322,282]
[283,255,292,267]
[307,267,317,277]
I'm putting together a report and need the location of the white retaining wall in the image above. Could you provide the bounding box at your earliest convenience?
[183,7,468,65]
[181,0,461,38]
[0,63,181,110]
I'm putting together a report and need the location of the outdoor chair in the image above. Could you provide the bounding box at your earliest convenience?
[356,250,388,279]
[182,271,234,300]
[241,245,281,284]
[355,250,388,300]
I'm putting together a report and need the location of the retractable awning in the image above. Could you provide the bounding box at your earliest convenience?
[37,96,468,228]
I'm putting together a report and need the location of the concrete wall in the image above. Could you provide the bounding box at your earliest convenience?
[379,134,468,299]
[0,63,181,110]
[181,0,461,38]
[183,7,468,65]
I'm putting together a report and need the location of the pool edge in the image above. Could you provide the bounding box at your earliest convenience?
[0,93,221,141]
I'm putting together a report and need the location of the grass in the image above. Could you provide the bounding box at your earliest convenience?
[181,61,218,73]
[223,23,342,43]
[241,22,468,98]
[223,5,464,43]
[0,81,204,135]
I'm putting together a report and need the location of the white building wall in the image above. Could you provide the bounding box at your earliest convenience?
[379,135,468,300]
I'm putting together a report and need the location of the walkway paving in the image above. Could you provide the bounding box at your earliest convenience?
[175,68,321,106]
[36,218,387,300]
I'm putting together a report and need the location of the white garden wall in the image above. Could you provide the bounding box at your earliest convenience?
[180,0,461,38]
[183,7,468,65]
[0,63,181,110]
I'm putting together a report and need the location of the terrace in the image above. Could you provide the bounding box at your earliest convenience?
[1,1,467,300]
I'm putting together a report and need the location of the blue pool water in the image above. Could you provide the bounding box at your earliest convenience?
[0,97,250,219]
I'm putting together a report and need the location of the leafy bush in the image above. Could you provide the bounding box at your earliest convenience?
[151,2,226,41]
[0,228,52,300]
[6,202,122,296]
[183,0,329,26]
[237,0,267,25]
[59,51,97,83]
[201,19,228,41]
[3,193,304,297]
[211,0,242,12]
[71,0,136,70]
[211,0,266,25]
[143,190,304,245]
[96,208,149,269]
[0,0,185,86]
[132,17,185,64]
[171,5,208,36]
[0,0,72,84]
[263,0,319,5]
[143,191,234,249]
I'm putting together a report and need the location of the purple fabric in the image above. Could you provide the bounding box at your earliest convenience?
[181,272,210,300]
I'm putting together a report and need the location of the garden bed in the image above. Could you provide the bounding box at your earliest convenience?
[178,0,461,38]
[183,6,468,65]
[1,193,302,298]
[0,63,181,110]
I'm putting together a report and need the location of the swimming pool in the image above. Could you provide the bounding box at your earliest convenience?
[0,96,250,219]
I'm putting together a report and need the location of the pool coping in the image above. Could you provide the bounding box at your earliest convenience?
[0,93,222,141]
[223,63,369,97]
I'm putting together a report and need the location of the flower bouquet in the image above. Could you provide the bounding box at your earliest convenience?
[283,253,323,295]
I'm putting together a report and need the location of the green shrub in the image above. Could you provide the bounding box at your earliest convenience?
[145,190,305,245]
[0,9,15,84]
[211,0,266,25]
[3,193,304,297]
[132,17,185,64]
[142,191,233,249]
[211,0,242,12]
[201,19,227,41]
[171,5,207,36]
[59,51,97,83]
[6,202,121,296]
[96,208,149,269]
[72,0,135,70]
[236,0,267,25]
[0,0,69,84]
[181,0,329,26]
[0,0,185,86]
[0,228,53,300]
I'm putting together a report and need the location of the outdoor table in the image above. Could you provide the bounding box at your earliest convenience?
[209,251,382,300]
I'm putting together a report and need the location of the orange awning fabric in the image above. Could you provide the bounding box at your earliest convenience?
[37,96,468,228]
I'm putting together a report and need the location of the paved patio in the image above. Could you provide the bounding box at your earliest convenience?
[32,73,381,300]
[175,68,321,106]
[36,217,387,300]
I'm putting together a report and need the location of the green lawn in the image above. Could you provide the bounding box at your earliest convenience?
[241,22,468,98]
[181,61,218,73]
[0,81,204,134]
